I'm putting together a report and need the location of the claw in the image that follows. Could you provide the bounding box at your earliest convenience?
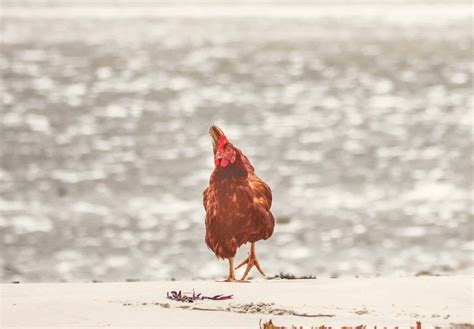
[235,242,266,281]
[220,278,250,283]
[218,257,250,283]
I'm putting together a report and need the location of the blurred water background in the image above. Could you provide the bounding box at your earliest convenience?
[1,0,473,282]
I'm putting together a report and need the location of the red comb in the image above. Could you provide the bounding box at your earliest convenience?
[217,135,228,153]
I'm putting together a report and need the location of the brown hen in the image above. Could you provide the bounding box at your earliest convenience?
[203,125,275,282]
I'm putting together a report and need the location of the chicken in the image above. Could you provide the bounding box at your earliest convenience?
[203,125,275,282]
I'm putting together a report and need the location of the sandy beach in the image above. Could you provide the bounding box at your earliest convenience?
[1,276,472,328]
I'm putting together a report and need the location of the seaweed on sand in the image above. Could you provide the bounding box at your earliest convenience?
[167,290,233,303]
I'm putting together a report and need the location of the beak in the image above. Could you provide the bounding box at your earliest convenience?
[209,125,224,155]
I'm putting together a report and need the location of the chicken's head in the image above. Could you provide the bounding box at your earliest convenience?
[209,125,236,168]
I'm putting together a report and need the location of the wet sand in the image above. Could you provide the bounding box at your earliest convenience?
[1,276,472,328]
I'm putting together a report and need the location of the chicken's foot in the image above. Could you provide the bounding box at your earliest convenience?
[220,257,248,282]
[235,242,266,281]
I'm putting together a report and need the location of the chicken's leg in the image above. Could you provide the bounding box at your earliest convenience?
[222,257,248,282]
[235,242,266,281]
[224,257,237,282]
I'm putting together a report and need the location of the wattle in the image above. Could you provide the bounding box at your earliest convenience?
[220,158,229,167]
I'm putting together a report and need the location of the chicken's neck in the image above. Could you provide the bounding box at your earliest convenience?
[214,162,247,180]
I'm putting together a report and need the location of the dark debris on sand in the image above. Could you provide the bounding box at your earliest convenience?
[268,273,317,280]
[167,290,233,303]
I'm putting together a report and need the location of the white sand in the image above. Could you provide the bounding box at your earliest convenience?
[1,276,472,328]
